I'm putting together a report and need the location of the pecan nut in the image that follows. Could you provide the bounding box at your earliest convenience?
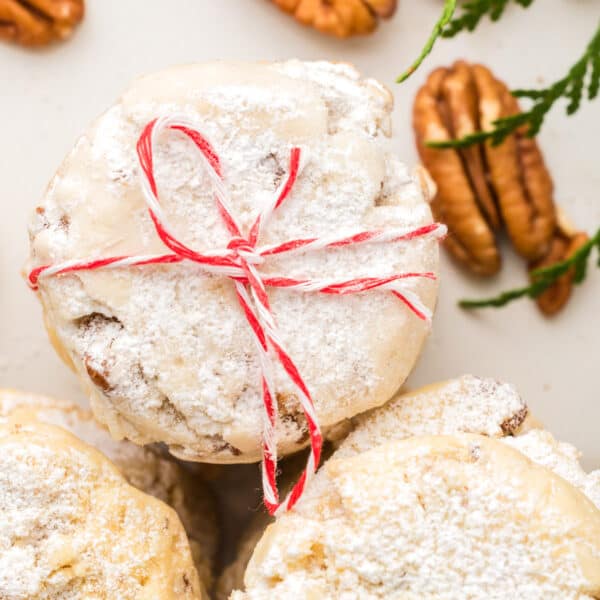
[530,219,589,316]
[474,65,556,261]
[413,64,500,275]
[413,61,556,275]
[271,0,397,38]
[0,0,84,46]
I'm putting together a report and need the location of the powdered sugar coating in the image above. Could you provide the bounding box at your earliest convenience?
[0,389,218,591]
[0,421,203,599]
[27,61,438,462]
[237,435,600,599]
[336,375,528,458]
[334,376,600,507]
[222,375,528,597]
[504,429,600,510]
[233,377,600,599]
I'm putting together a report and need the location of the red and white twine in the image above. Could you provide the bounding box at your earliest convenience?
[28,115,446,515]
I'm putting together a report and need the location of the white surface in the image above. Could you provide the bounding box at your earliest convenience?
[0,0,598,467]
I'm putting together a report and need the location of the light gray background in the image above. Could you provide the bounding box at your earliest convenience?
[1,0,598,466]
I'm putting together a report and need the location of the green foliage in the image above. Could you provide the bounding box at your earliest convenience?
[397,0,534,83]
[397,1,600,312]
[396,0,457,83]
[442,0,534,38]
[398,1,600,148]
[430,20,600,148]
[459,228,600,310]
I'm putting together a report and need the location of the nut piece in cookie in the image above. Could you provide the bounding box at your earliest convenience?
[413,61,556,274]
[0,0,84,46]
[271,0,396,38]
[0,420,204,599]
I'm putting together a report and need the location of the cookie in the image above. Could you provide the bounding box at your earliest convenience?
[338,374,600,507]
[505,429,600,510]
[336,374,531,458]
[231,376,600,598]
[219,375,531,596]
[0,420,204,599]
[235,434,600,599]
[0,389,218,591]
[26,60,440,466]
[336,373,600,510]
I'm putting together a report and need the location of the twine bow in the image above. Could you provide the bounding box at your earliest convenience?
[29,115,445,514]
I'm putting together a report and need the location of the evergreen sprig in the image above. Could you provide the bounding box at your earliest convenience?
[396,0,457,84]
[397,1,600,312]
[459,228,600,310]
[398,1,600,148]
[442,0,534,38]
[430,19,600,148]
[397,0,534,83]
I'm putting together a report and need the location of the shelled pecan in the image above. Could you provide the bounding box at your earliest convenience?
[271,0,397,38]
[0,0,84,46]
[530,214,589,316]
[413,61,556,276]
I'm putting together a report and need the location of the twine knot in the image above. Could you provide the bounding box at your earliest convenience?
[227,236,263,266]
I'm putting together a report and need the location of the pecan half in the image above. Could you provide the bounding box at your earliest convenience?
[473,65,556,261]
[413,61,556,275]
[271,0,397,38]
[530,219,589,316]
[413,64,500,275]
[0,0,84,46]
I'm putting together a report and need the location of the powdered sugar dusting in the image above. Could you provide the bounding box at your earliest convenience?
[271,61,392,137]
[504,429,600,510]
[0,389,218,590]
[0,421,202,599]
[27,61,438,462]
[237,435,600,599]
[336,375,527,458]
[233,378,600,599]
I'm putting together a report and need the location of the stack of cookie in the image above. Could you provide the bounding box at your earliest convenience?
[3,60,598,599]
